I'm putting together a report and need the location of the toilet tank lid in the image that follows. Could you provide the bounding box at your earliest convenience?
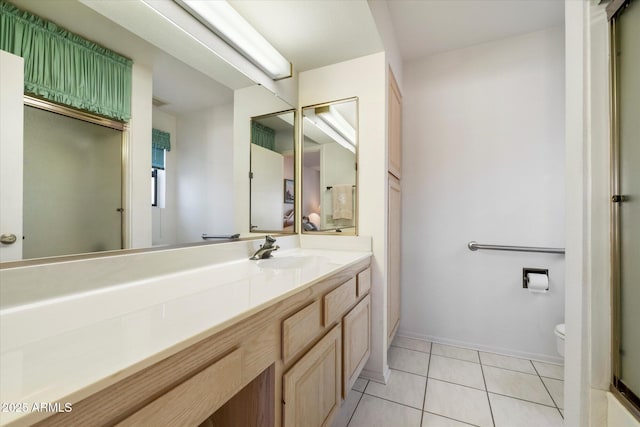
[555,324,565,336]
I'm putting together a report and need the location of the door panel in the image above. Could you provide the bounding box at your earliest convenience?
[23,106,122,259]
[0,51,24,262]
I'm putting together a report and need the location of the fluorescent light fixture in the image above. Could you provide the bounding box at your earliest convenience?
[175,0,291,80]
[315,106,356,145]
[304,116,355,154]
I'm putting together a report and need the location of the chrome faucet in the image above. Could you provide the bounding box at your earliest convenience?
[250,235,280,260]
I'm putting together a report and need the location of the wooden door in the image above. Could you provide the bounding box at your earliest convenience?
[388,68,402,179]
[283,325,341,427]
[343,294,371,396]
[388,174,401,343]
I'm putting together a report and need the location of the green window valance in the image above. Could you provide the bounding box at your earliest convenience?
[251,121,275,151]
[0,1,132,121]
[152,128,171,169]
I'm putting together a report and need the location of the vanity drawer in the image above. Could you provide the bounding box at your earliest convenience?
[324,277,357,326]
[117,348,243,427]
[282,300,323,365]
[357,267,371,297]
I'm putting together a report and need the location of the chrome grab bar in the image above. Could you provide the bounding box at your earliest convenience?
[468,241,565,254]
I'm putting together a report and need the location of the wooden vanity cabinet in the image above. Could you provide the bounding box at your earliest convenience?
[282,325,342,427]
[32,259,371,427]
[343,294,371,396]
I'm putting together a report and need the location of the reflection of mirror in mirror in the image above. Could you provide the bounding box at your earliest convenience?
[301,98,358,234]
[0,0,295,265]
[250,111,296,233]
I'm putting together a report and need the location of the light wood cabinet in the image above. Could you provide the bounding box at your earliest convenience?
[35,259,371,427]
[283,325,342,427]
[388,174,401,344]
[388,68,402,179]
[342,294,371,396]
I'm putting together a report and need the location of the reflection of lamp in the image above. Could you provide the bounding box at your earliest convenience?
[175,0,291,80]
[304,116,356,154]
[308,212,320,228]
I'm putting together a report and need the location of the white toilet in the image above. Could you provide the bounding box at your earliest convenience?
[554,323,565,357]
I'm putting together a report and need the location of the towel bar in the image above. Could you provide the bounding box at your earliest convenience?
[468,241,565,254]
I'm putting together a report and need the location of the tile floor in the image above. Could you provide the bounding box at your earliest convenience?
[333,336,565,427]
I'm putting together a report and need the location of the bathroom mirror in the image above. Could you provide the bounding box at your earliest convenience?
[0,0,294,265]
[250,111,296,233]
[301,98,358,234]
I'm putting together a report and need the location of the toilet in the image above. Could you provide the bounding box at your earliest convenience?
[554,323,565,357]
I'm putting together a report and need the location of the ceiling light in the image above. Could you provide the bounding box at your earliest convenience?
[304,116,355,154]
[315,106,356,145]
[175,0,291,80]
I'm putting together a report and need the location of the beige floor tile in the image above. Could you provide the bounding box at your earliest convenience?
[331,390,361,427]
[428,355,485,390]
[388,346,431,376]
[353,377,368,392]
[483,366,554,406]
[479,352,536,374]
[349,394,422,427]
[393,336,432,353]
[532,360,564,380]
[542,377,564,409]
[424,379,493,427]
[490,393,564,427]
[365,369,427,409]
[422,412,475,426]
[431,344,479,363]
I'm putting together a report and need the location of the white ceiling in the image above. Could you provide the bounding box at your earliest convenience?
[11,0,564,115]
[228,0,384,72]
[386,0,565,61]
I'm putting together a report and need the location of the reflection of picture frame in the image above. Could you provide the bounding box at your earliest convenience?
[284,179,294,204]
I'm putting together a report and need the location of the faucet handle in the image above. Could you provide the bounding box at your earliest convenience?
[265,235,276,244]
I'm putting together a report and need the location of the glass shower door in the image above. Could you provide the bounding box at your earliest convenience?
[612,0,640,412]
[23,105,123,259]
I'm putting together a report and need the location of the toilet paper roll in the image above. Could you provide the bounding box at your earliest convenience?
[527,273,549,293]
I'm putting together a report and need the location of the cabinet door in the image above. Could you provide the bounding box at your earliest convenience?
[388,174,401,344]
[388,68,402,179]
[343,294,371,396]
[283,325,341,427]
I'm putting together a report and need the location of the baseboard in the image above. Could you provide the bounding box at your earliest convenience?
[360,363,390,385]
[397,329,564,365]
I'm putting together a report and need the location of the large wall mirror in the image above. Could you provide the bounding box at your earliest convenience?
[301,98,358,234]
[250,111,296,233]
[0,0,294,264]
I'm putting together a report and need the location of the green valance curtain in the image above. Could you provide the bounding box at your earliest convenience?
[152,128,171,169]
[251,121,275,151]
[0,1,132,121]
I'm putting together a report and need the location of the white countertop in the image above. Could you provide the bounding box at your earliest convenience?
[0,248,370,426]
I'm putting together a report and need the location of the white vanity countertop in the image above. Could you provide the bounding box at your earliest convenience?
[0,248,371,426]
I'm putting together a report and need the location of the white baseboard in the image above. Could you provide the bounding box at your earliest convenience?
[360,363,390,385]
[397,329,564,365]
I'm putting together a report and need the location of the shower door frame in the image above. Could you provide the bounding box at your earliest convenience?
[608,0,640,419]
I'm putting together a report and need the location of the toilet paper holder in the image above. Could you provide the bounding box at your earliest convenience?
[523,268,548,289]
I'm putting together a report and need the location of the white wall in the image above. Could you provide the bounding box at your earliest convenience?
[401,27,566,361]
[126,63,153,249]
[152,107,178,246]
[174,104,235,243]
[299,52,388,381]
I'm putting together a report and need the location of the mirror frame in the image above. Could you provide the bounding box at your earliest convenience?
[249,109,298,235]
[300,97,359,236]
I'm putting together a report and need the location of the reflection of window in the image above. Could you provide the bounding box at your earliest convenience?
[151,129,171,207]
[151,168,158,207]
